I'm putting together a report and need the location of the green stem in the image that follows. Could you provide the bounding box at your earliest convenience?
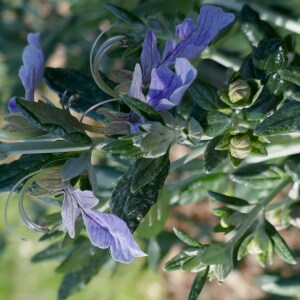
[0,141,90,155]
[229,177,292,244]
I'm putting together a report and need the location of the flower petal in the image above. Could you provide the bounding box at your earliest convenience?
[141,30,161,84]
[128,64,146,102]
[162,6,235,65]
[72,188,99,209]
[62,189,81,238]
[19,33,45,100]
[82,209,147,263]
[8,96,19,113]
[147,58,197,111]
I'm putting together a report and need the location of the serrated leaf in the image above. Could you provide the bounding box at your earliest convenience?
[204,136,228,173]
[105,4,144,24]
[265,220,296,265]
[232,164,287,189]
[255,101,300,136]
[279,67,300,87]
[110,156,169,232]
[17,99,91,144]
[131,153,169,192]
[173,228,204,248]
[208,190,250,206]
[204,111,231,137]
[189,80,228,111]
[102,139,143,159]
[58,249,109,300]
[44,68,112,119]
[121,97,165,124]
[188,267,209,300]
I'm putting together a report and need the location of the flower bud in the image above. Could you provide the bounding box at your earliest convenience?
[230,135,252,159]
[228,79,251,103]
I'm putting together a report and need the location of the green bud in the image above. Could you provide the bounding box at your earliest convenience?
[230,135,252,159]
[228,79,251,103]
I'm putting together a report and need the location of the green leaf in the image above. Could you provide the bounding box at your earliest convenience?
[105,4,144,24]
[56,238,94,273]
[131,153,169,192]
[201,242,233,265]
[240,5,278,47]
[31,242,68,263]
[204,111,231,137]
[232,164,287,189]
[188,267,209,300]
[256,275,300,297]
[147,238,161,272]
[265,220,296,265]
[208,190,250,206]
[110,156,170,232]
[255,101,300,136]
[0,153,76,192]
[61,152,88,181]
[189,80,228,111]
[253,38,287,75]
[204,136,228,173]
[102,139,143,159]
[58,249,109,300]
[16,99,91,144]
[173,228,204,248]
[121,97,165,124]
[44,68,112,119]
[279,67,300,87]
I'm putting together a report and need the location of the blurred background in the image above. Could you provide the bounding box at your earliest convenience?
[1,0,300,299]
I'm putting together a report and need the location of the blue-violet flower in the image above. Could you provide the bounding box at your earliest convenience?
[8,33,45,113]
[62,185,147,263]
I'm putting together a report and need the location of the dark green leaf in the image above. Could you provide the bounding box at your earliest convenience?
[240,5,278,47]
[232,164,287,189]
[204,136,228,173]
[110,156,170,232]
[189,80,228,111]
[208,190,250,206]
[31,241,68,263]
[39,230,64,242]
[58,249,109,300]
[279,67,300,86]
[121,97,165,124]
[253,38,287,75]
[204,111,231,137]
[44,68,112,119]
[255,101,300,136]
[17,99,91,144]
[0,153,77,192]
[105,4,144,24]
[265,220,296,265]
[188,267,209,300]
[61,152,88,181]
[131,153,169,192]
[56,238,93,273]
[173,228,204,248]
[102,139,143,159]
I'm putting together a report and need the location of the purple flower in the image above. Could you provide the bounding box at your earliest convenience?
[62,186,147,263]
[147,58,197,111]
[141,6,235,83]
[8,33,45,113]
[129,58,197,111]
